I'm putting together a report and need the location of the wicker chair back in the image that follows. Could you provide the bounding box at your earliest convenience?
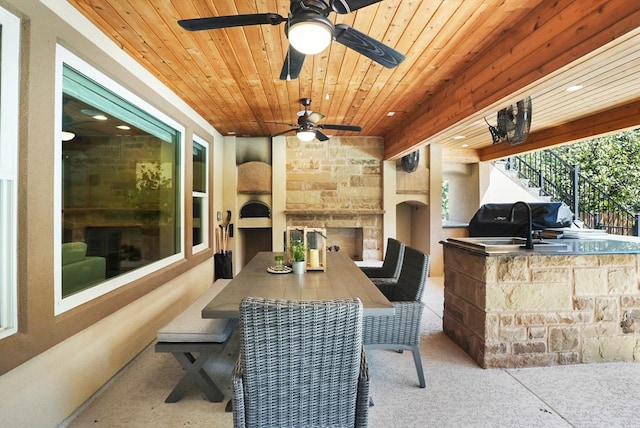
[233,297,369,428]
[360,238,405,280]
[362,247,430,388]
[389,246,431,301]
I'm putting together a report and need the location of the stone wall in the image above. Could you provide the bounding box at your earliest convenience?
[285,136,383,211]
[285,136,384,261]
[443,246,640,368]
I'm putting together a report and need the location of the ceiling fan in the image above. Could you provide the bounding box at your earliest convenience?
[487,96,533,145]
[178,0,405,80]
[263,98,362,141]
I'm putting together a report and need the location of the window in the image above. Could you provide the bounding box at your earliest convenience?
[55,46,184,314]
[192,136,209,252]
[0,7,20,339]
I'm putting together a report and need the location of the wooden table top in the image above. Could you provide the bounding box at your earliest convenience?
[202,251,395,318]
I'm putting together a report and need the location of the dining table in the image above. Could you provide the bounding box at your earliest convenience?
[202,251,395,319]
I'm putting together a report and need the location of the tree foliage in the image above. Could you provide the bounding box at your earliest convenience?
[552,129,640,211]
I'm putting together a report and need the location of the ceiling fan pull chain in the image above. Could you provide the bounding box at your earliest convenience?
[286,43,291,81]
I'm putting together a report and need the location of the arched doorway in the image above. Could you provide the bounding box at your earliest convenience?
[396,200,429,251]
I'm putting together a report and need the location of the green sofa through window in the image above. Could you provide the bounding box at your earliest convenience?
[62,242,106,297]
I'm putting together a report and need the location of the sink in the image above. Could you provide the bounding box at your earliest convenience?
[445,237,569,253]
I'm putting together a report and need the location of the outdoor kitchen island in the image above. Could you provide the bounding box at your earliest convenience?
[441,236,640,368]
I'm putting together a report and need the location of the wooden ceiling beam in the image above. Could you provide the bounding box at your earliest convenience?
[477,98,640,161]
[383,0,640,160]
[443,148,480,164]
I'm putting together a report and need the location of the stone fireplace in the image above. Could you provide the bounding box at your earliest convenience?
[284,211,383,261]
[284,136,385,261]
[232,135,386,271]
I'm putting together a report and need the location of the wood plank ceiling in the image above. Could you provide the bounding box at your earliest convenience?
[66,0,640,161]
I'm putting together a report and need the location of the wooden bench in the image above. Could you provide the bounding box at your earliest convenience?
[155,279,238,403]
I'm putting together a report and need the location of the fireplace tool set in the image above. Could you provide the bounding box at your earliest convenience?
[214,210,233,279]
[216,210,232,254]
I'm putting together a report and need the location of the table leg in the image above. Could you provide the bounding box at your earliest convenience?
[165,351,224,403]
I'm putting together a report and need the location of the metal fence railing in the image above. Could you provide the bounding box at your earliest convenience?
[505,150,639,236]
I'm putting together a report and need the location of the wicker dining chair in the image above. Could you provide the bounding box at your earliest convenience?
[359,238,405,284]
[232,297,370,428]
[362,246,430,388]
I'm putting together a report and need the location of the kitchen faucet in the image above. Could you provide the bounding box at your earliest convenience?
[508,201,534,249]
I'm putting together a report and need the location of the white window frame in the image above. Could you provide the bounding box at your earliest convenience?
[192,135,210,254]
[54,46,186,315]
[0,7,20,340]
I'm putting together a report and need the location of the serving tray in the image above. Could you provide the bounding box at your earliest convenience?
[267,266,292,274]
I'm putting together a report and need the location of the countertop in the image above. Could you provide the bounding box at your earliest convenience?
[559,237,640,254]
[442,235,640,256]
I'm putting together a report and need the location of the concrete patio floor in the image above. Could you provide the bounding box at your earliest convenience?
[61,277,640,427]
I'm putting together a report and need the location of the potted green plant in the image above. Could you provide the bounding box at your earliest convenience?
[273,254,285,271]
[289,240,306,274]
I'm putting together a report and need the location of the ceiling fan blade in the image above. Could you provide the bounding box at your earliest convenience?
[315,130,330,141]
[334,24,405,69]
[178,13,285,31]
[320,124,362,132]
[256,120,298,127]
[307,112,325,124]
[271,128,299,137]
[279,46,306,80]
[331,0,383,14]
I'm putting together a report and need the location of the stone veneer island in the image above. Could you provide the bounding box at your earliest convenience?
[442,237,640,368]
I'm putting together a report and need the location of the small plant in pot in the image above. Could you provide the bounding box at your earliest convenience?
[289,240,306,274]
[273,254,285,271]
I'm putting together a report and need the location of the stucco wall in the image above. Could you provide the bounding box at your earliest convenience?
[0,260,213,427]
[0,2,222,425]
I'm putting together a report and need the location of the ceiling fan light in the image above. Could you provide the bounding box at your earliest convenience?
[288,19,333,55]
[296,130,316,142]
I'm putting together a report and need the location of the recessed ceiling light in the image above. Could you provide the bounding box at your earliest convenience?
[386,112,395,117]
[116,125,130,130]
[461,144,469,148]
[227,131,236,135]
[566,85,584,92]
[80,108,101,116]
[92,114,108,121]
[453,135,465,140]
